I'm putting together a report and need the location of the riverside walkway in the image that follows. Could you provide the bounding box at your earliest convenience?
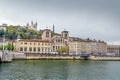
[90,56,120,61]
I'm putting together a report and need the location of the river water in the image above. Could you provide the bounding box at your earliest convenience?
[0,60,120,80]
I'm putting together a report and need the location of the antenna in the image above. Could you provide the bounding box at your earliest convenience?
[53,24,55,32]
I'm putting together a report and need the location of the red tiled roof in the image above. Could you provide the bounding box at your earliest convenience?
[19,39,51,43]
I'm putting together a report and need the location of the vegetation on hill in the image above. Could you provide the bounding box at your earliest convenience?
[0,25,42,40]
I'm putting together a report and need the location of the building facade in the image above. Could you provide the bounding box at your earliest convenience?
[42,29,52,41]
[14,39,51,54]
[69,40,91,54]
[69,39,107,55]
[41,29,69,52]
[90,41,107,54]
[107,45,120,55]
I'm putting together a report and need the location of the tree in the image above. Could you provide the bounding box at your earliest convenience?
[6,43,14,51]
[56,47,68,54]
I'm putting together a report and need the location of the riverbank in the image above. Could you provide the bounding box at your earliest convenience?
[25,56,86,60]
[15,56,120,61]
[90,56,120,61]
[12,53,120,61]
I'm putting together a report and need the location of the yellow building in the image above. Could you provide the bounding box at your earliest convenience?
[14,39,51,54]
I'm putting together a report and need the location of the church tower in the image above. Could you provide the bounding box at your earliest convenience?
[42,29,52,41]
[61,30,69,46]
[61,30,69,39]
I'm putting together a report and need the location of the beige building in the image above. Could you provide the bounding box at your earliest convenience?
[52,35,63,52]
[14,39,51,54]
[107,45,120,54]
[42,29,52,41]
[90,41,107,54]
[69,40,91,54]
[69,39,107,55]
[42,29,69,52]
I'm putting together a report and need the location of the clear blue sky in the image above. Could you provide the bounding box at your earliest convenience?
[0,0,120,44]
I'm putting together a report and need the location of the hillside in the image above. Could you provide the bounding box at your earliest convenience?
[0,25,42,40]
[0,25,57,40]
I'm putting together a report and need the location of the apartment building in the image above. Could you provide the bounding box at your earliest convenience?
[69,40,91,54]
[69,39,107,55]
[107,45,120,55]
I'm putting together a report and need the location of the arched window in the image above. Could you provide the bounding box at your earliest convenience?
[33,47,36,51]
[24,47,27,51]
[38,47,40,52]
[46,31,49,37]
[20,47,23,51]
[29,47,32,52]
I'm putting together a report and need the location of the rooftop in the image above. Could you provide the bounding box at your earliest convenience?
[19,39,51,43]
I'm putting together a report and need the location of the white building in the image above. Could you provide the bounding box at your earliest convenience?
[26,21,37,31]
[0,24,7,31]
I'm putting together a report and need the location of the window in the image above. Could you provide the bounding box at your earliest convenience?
[29,47,32,52]
[53,46,55,51]
[24,47,27,51]
[38,43,40,45]
[24,42,27,45]
[58,46,60,49]
[34,43,36,45]
[33,47,36,51]
[30,43,32,45]
[65,33,68,39]
[56,46,57,50]
[38,47,40,52]
[58,39,60,42]
[20,47,23,51]
[46,31,49,37]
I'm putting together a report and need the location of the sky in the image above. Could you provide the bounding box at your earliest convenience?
[0,0,120,44]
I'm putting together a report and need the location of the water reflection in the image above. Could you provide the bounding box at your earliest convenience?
[0,60,120,80]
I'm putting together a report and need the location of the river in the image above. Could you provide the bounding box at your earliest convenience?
[0,60,120,80]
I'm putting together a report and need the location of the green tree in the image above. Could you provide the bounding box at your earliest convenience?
[56,47,68,54]
[6,43,14,51]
